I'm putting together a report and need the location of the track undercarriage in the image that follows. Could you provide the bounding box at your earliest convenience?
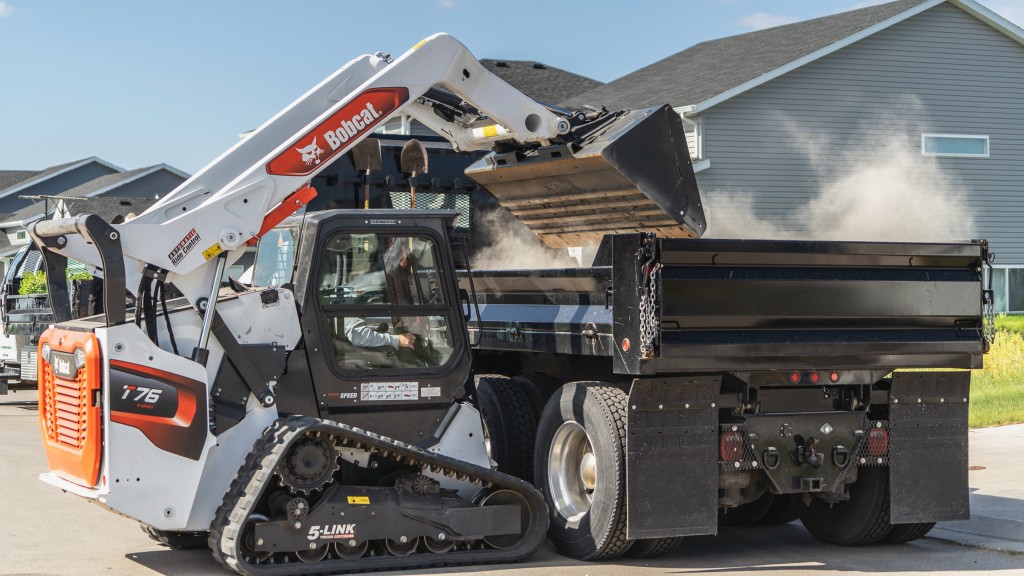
[209,415,548,575]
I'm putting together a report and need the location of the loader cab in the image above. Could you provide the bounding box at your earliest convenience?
[254,210,472,444]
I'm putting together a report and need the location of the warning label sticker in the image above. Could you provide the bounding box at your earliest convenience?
[360,382,419,401]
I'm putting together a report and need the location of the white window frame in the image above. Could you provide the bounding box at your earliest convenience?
[989,265,1024,314]
[921,133,989,158]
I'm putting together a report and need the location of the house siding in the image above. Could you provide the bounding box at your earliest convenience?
[0,162,119,215]
[109,170,185,199]
[695,2,1024,264]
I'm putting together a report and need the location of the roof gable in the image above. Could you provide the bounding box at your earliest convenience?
[0,164,188,226]
[0,157,124,199]
[565,0,1024,113]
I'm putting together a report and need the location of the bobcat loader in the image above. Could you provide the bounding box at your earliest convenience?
[31,33,703,574]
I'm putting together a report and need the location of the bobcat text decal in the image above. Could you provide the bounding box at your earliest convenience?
[267,88,409,177]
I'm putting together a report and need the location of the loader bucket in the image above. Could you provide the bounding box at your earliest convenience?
[464,105,706,248]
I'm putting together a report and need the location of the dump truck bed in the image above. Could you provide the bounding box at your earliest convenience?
[461,235,990,375]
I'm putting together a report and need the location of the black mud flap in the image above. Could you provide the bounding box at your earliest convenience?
[889,371,970,523]
[626,376,719,539]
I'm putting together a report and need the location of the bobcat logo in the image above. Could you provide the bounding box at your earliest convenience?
[296,138,324,166]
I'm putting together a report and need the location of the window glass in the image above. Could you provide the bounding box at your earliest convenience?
[992,267,1007,314]
[318,232,453,372]
[922,134,989,157]
[1007,269,1024,313]
[327,314,454,370]
[252,227,299,287]
[318,234,444,306]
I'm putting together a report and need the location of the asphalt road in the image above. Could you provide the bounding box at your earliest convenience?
[3,395,1022,576]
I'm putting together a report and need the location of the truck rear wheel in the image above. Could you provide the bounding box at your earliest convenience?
[511,373,562,420]
[625,537,682,558]
[476,375,537,482]
[881,522,935,544]
[798,467,893,545]
[534,381,633,560]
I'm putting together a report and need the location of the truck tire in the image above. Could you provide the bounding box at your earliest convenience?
[534,381,633,560]
[798,467,893,545]
[511,373,562,421]
[625,537,682,558]
[757,494,801,525]
[142,524,209,550]
[476,375,537,482]
[881,522,935,544]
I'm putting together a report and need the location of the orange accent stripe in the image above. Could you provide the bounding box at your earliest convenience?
[245,185,318,247]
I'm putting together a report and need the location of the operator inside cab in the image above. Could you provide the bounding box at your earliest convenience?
[316,232,454,371]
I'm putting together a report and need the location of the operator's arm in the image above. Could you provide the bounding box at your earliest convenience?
[343,317,415,348]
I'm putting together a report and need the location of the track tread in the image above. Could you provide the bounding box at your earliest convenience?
[208,416,548,575]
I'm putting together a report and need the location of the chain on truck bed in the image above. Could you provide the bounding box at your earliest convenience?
[209,415,548,575]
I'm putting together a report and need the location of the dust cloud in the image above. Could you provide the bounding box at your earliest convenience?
[704,114,976,242]
[470,208,579,269]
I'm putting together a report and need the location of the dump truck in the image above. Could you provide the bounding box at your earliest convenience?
[29,32,991,575]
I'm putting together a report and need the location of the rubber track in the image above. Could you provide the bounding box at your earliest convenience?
[588,383,634,560]
[208,415,548,576]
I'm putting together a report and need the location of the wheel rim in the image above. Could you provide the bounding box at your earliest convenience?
[385,537,418,556]
[547,421,596,522]
[331,539,367,559]
[296,544,328,563]
[478,489,530,549]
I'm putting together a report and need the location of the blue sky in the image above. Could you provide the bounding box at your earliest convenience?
[2,0,1022,175]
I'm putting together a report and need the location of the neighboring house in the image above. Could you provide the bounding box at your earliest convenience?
[0,163,188,273]
[375,59,603,136]
[0,157,123,215]
[566,0,1024,312]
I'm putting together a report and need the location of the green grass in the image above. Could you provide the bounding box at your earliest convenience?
[970,320,1024,427]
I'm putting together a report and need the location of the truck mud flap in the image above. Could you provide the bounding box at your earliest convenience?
[889,371,970,523]
[626,376,719,539]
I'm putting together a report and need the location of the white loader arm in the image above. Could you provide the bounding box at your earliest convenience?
[51,33,569,303]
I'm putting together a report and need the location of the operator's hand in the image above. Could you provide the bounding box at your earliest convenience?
[397,333,417,349]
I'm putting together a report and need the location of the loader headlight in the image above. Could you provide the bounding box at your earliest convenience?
[74,347,86,370]
[40,343,52,363]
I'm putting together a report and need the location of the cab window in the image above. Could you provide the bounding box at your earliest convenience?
[317,232,454,371]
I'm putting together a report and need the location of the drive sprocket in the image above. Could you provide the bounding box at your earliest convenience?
[275,431,339,494]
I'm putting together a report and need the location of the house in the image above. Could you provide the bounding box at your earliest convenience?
[0,157,123,215]
[566,0,1024,312]
[0,163,188,274]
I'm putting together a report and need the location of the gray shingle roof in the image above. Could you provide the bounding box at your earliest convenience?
[0,171,40,191]
[0,159,83,194]
[564,0,930,110]
[481,59,604,105]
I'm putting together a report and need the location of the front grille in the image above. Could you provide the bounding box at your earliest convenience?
[20,347,37,381]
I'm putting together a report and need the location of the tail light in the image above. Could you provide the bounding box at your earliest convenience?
[866,427,889,456]
[720,430,744,462]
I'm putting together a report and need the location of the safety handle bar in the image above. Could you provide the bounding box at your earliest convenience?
[27,214,127,327]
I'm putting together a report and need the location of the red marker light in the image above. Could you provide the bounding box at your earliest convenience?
[867,428,889,456]
[830,371,840,383]
[810,372,820,383]
[790,372,801,383]
[720,431,744,462]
